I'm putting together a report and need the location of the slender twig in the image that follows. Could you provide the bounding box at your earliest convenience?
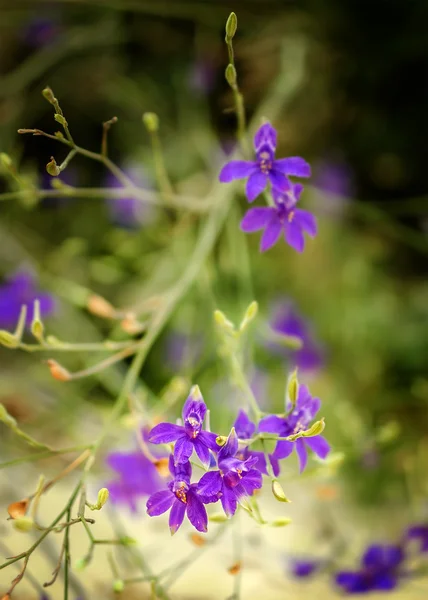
[0,444,91,470]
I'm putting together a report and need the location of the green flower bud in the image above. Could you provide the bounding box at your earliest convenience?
[13,516,34,532]
[74,557,88,571]
[30,299,44,341]
[239,301,258,331]
[0,331,19,348]
[209,513,228,523]
[225,64,237,87]
[42,87,56,105]
[302,418,325,438]
[215,435,227,447]
[54,114,67,127]
[225,12,238,40]
[119,536,137,546]
[142,112,159,133]
[271,480,291,503]
[113,579,124,593]
[46,157,60,177]
[287,368,299,408]
[214,310,235,334]
[0,153,12,168]
[96,487,109,509]
[270,517,292,527]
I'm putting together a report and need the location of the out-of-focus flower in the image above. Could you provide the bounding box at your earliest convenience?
[0,271,55,329]
[314,158,355,217]
[22,16,62,47]
[405,524,428,553]
[197,428,262,517]
[188,58,216,94]
[164,331,204,373]
[240,185,316,252]
[290,558,321,578]
[259,384,330,472]
[335,544,404,594]
[149,386,219,466]
[219,123,311,202]
[105,163,153,229]
[269,301,324,372]
[146,458,210,534]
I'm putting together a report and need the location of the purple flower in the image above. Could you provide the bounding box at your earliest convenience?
[290,558,320,578]
[219,123,311,202]
[405,524,428,553]
[259,384,330,473]
[146,458,210,534]
[269,301,324,372]
[0,271,55,329]
[164,331,204,372]
[233,410,279,477]
[240,184,317,252]
[335,544,404,594]
[148,386,218,466]
[105,163,153,229]
[23,16,62,47]
[188,58,216,94]
[106,433,167,512]
[197,428,262,518]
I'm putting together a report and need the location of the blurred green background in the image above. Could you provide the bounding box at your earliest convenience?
[0,1,427,599]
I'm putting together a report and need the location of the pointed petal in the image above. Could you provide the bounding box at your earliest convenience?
[269,454,281,477]
[304,436,330,459]
[258,415,286,434]
[146,490,174,516]
[240,207,273,232]
[260,216,282,252]
[169,499,186,535]
[373,574,398,591]
[274,157,311,178]
[221,486,238,518]
[240,469,262,495]
[219,160,256,182]
[254,123,277,151]
[174,436,194,464]
[197,471,223,500]
[218,428,239,461]
[187,491,208,532]
[294,209,317,237]
[284,220,305,252]
[182,391,206,422]
[193,438,210,465]
[245,170,268,201]
[198,430,220,452]
[269,170,291,191]
[148,423,184,444]
[234,410,256,439]
[273,440,294,460]
[293,183,304,201]
[295,438,308,472]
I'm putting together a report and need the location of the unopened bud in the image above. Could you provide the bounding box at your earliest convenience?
[46,157,60,177]
[0,331,19,348]
[209,513,228,523]
[54,113,67,127]
[190,384,202,401]
[74,557,88,571]
[225,64,237,87]
[7,499,30,520]
[190,533,206,547]
[112,579,124,593]
[215,435,227,447]
[214,310,235,334]
[121,313,144,334]
[239,301,258,331]
[154,457,170,478]
[30,299,44,341]
[302,418,325,438]
[87,294,116,319]
[225,12,238,40]
[287,368,299,408]
[142,112,159,133]
[95,487,109,509]
[119,536,137,546]
[0,152,12,168]
[42,87,56,104]
[47,359,71,382]
[13,516,34,532]
[227,562,242,575]
[270,517,292,527]
[271,479,291,503]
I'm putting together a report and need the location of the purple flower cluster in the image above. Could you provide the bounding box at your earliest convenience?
[219,123,316,252]
[142,383,329,534]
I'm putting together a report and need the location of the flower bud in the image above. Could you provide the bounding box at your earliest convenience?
[7,499,30,520]
[47,359,71,382]
[154,457,170,478]
[239,301,258,332]
[96,487,109,509]
[225,12,238,40]
[214,310,235,334]
[74,557,88,571]
[215,435,227,447]
[13,516,34,532]
[287,368,299,408]
[142,112,159,133]
[190,384,202,401]
[0,331,19,348]
[0,152,12,168]
[190,533,206,547]
[42,87,56,104]
[112,579,124,593]
[227,562,242,575]
[271,479,291,503]
[209,513,228,523]
[302,418,325,438]
[120,313,144,335]
[54,114,67,127]
[46,157,60,177]
[270,517,292,527]
[225,64,237,87]
[30,299,44,341]
[87,294,116,319]
[119,536,137,546]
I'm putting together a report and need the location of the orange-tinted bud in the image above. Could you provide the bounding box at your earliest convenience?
[87,295,116,319]
[7,498,29,519]
[190,533,206,547]
[228,562,242,575]
[47,359,71,382]
[154,458,170,478]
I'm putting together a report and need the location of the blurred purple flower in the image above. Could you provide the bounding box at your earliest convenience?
[105,163,153,229]
[259,384,330,473]
[0,271,55,329]
[290,558,321,578]
[188,58,216,94]
[22,16,62,47]
[164,331,204,372]
[314,158,355,217]
[269,301,324,372]
[241,184,317,252]
[219,123,311,202]
[405,524,428,553]
[335,544,404,594]
[148,386,219,466]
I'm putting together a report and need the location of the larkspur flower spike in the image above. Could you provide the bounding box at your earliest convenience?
[219,123,311,202]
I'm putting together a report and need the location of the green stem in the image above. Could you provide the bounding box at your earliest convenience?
[0,445,91,470]
[64,507,72,600]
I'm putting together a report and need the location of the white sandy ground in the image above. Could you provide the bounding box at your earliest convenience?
[1,472,427,600]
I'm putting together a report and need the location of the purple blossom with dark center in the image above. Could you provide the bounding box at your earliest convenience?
[290,558,321,578]
[233,410,279,477]
[148,386,219,466]
[0,271,56,329]
[335,544,404,594]
[197,428,262,518]
[240,184,317,252]
[269,301,324,372]
[105,163,153,229]
[405,524,428,553]
[106,430,167,512]
[219,123,311,202]
[259,384,330,473]
[146,458,210,534]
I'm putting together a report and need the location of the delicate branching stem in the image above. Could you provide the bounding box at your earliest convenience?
[101,116,118,157]
[0,444,91,470]
[64,506,72,600]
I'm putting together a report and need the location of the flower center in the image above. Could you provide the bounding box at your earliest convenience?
[258,151,272,173]
[175,482,188,504]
